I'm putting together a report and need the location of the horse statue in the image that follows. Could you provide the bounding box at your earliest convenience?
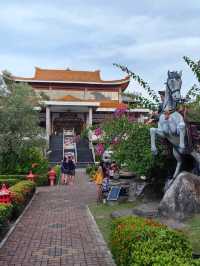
[150,70,200,181]
[0,72,10,96]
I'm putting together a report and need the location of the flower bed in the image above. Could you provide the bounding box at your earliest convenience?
[0,180,36,239]
[110,216,200,266]
[9,180,36,218]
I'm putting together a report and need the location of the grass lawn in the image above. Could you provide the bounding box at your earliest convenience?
[89,201,135,245]
[90,201,200,255]
[182,214,200,254]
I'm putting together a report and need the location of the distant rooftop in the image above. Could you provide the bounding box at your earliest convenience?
[12,67,130,86]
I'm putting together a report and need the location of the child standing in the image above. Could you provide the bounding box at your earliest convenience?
[94,162,104,203]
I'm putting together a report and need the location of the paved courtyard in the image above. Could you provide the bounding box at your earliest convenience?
[0,169,115,266]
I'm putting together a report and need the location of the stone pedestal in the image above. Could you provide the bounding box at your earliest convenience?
[159,171,200,220]
[128,181,148,202]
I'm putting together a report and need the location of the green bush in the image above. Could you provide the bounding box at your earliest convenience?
[101,116,175,178]
[10,180,36,217]
[0,147,48,175]
[54,164,61,184]
[16,147,49,175]
[110,216,199,266]
[86,164,98,178]
[0,179,19,187]
[0,204,13,232]
[0,175,25,180]
[35,174,48,186]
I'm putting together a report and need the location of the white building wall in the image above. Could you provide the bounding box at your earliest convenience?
[35,89,119,101]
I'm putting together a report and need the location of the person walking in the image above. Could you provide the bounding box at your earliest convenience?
[61,156,68,184]
[67,155,76,185]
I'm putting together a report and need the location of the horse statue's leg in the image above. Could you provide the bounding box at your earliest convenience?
[172,147,182,178]
[178,122,186,153]
[150,127,165,155]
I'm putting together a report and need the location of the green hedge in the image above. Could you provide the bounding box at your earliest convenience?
[0,179,19,187]
[0,180,36,238]
[110,216,200,266]
[0,175,25,180]
[0,204,13,233]
[35,175,48,186]
[10,180,36,217]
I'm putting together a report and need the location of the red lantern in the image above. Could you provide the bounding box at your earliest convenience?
[48,168,56,186]
[0,184,11,203]
[26,171,36,182]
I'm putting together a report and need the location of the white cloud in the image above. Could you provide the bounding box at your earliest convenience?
[0,0,199,98]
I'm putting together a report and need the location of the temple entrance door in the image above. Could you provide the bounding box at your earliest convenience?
[53,113,84,135]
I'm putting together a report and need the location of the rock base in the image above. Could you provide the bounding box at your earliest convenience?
[159,171,200,220]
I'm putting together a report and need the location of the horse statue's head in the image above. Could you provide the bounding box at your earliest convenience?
[167,70,182,102]
[164,70,182,111]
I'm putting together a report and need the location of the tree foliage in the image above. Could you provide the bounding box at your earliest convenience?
[183,56,200,122]
[183,56,200,84]
[0,79,46,173]
[123,92,157,110]
[113,63,159,110]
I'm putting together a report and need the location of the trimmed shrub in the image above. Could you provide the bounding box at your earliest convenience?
[0,179,19,187]
[110,216,199,266]
[0,175,25,180]
[35,174,48,186]
[0,204,13,233]
[9,180,36,217]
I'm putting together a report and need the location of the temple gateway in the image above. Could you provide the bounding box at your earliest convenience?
[12,67,149,163]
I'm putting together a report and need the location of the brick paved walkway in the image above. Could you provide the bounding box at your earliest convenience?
[0,169,115,266]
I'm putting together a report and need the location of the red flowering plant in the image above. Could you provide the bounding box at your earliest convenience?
[95,143,105,156]
[99,109,169,178]
[94,127,102,136]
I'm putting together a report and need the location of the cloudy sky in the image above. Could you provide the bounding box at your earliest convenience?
[0,0,200,95]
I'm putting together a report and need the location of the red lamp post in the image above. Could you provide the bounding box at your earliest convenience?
[26,171,36,182]
[0,184,11,204]
[48,168,56,186]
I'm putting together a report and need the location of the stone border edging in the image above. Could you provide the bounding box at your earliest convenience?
[86,205,116,266]
[0,191,38,249]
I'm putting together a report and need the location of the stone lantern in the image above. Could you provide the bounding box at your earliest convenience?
[48,168,56,186]
[26,171,36,182]
[0,184,11,203]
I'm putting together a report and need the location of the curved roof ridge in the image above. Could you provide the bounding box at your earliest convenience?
[12,67,130,90]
